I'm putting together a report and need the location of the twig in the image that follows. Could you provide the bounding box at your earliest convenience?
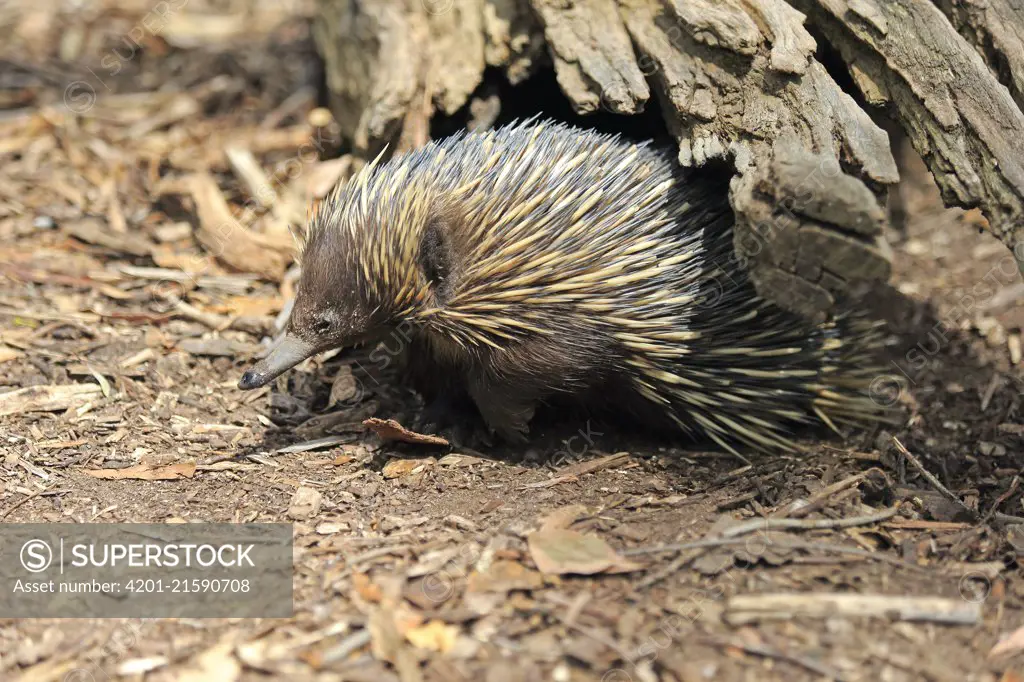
[980,373,1001,412]
[721,506,899,538]
[622,536,929,572]
[630,506,904,588]
[1,485,53,518]
[724,593,980,626]
[319,629,372,665]
[980,475,1021,526]
[522,452,631,489]
[780,469,884,519]
[634,547,706,590]
[702,636,846,681]
[892,438,978,521]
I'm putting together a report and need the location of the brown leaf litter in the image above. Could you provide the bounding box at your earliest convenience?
[2,2,1024,681]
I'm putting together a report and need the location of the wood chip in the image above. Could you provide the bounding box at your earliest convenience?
[991,624,1024,658]
[307,156,353,199]
[522,452,631,488]
[383,457,436,479]
[0,384,102,416]
[184,172,288,279]
[64,218,154,257]
[467,560,545,594]
[404,620,458,653]
[83,462,197,481]
[288,486,323,520]
[725,593,981,626]
[226,146,278,208]
[0,345,24,363]
[176,639,241,682]
[153,222,193,243]
[177,337,258,357]
[277,436,350,453]
[116,657,169,675]
[120,348,156,368]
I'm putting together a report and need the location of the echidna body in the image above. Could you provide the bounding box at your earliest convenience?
[239,120,886,453]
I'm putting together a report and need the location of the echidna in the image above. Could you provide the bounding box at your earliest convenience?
[238,120,888,453]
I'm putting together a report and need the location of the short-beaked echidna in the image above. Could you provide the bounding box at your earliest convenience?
[238,120,888,453]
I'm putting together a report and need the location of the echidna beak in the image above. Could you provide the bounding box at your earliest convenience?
[237,333,316,390]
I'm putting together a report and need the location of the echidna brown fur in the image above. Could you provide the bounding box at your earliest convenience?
[240,120,889,454]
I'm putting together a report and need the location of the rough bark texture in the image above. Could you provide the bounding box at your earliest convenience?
[935,0,1024,111]
[531,0,650,114]
[795,0,1024,269]
[618,0,897,321]
[313,0,1024,321]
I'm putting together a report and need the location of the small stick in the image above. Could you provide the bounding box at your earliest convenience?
[622,536,929,573]
[522,452,630,489]
[780,468,885,519]
[980,373,1001,412]
[318,629,372,665]
[980,475,1020,526]
[634,547,706,590]
[630,506,905,589]
[892,438,978,521]
[724,592,980,626]
[720,506,899,539]
[1,485,53,519]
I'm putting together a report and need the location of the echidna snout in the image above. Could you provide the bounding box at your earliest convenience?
[237,230,380,390]
[238,120,889,453]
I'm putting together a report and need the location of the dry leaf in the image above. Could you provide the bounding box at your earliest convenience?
[405,620,458,653]
[83,462,197,481]
[364,418,449,446]
[527,528,644,575]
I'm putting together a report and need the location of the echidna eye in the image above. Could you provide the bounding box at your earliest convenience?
[312,319,331,334]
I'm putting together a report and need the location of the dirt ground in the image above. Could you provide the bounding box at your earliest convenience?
[3,2,1024,681]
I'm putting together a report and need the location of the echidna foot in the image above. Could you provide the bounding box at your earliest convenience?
[413,393,492,448]
[469,389,535,444]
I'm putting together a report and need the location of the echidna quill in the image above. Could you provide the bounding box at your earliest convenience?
[238,120,889,453]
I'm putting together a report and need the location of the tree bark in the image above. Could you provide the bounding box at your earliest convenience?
[795,0,1024,274]
[313,0,1024,321]
[935,0,1024,111]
